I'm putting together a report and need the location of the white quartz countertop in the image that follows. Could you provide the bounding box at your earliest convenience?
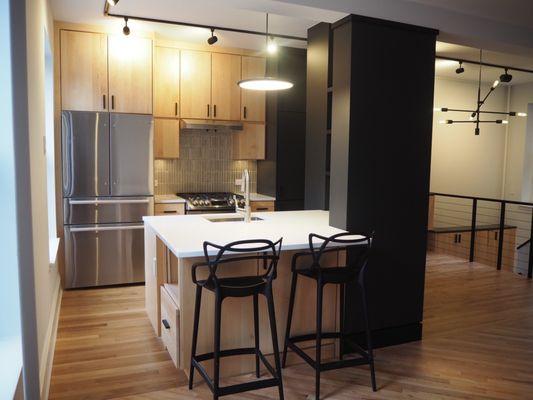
[144,210,352,258]
[243,192,276,201]
[154,194,187,204]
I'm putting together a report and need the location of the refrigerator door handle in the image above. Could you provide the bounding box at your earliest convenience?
[69,199,150,205]
[68,224,145,233]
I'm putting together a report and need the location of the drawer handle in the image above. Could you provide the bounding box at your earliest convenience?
[163,210,177,214]
[162,319,171,330]
[256,207,269,211]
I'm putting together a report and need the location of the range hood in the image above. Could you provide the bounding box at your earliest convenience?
[180,119,243,131]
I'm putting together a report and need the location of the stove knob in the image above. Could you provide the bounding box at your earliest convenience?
[228,198,235,206]
[192,200,199,206]
[202,200,209,206]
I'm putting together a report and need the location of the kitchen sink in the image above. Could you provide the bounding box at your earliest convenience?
[205,216,264,223]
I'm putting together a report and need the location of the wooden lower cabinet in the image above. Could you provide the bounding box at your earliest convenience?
[154,119,180,159]
[251,201,274,212]
[428,226,516,271]
[161,284,180,368]
[154,203,185,216]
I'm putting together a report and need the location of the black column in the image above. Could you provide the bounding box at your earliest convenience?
[330,15,438,347]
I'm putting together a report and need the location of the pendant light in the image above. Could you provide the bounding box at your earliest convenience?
[238,13,293,91]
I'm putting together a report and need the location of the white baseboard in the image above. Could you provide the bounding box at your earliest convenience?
[39,276,62,400]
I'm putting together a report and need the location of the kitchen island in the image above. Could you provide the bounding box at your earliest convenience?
[143,210,353,377]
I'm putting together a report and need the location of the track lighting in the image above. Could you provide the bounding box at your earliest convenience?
[518,112,528,117]
[207,28,218,45]
[107,0,119,6]
[500,68,513,83]
[122,17,130,36]
[455,61,464,74]
[492,80,499,88]
[267,36,277,54]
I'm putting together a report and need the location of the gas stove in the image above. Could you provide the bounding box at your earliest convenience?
[177,192,245,214]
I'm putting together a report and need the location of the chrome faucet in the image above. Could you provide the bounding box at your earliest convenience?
[234,169,251,222]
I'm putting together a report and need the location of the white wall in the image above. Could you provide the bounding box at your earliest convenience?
[431,76,509,198]
[504,82,533,201]
[25,0,62,394]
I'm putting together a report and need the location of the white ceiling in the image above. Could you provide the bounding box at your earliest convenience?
[51,0,533,83]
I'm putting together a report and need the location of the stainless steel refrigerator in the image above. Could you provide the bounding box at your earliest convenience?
[62,111,153,288]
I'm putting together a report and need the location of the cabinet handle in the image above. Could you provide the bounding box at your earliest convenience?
[162,319,170,330]
[175,102,178,116]
[458,234,461,243]
[111,95,115,110]
[243,106,247,119]
[207,104,210,117]
[454,234,458,243]
[103,94,106,109]
[256,207,269,211]
[494,232,498,240]
[213,104,217,118]
[163,210,177,214]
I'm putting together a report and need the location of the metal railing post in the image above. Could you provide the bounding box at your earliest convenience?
[496,202,506,270]
[469,198,477,262]
[527,208,533,279]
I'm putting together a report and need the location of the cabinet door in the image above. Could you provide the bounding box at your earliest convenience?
[211,53,241,121]
[241,56,266,122]
[154,118,180,159]
[154,46,180,117]
[108,35,153,114]
[180,50,211,119]
[233,123,265,160]
[60,30,108,111]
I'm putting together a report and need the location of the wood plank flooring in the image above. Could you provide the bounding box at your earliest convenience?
[49,253,533,399]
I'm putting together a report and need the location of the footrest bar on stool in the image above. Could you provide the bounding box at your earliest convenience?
[320,357,369,372]
[219,378,280,397]
[286,341,316,369]
[258,351,277,377]
[195,347,256,362]
[289,332,341,343]
[191,359,214,392]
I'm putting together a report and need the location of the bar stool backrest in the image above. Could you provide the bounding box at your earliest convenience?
[308,232,373,281]
[194,238,283,289]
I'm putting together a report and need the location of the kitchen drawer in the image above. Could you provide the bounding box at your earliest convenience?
[161,284,180,368]
[251,201,274,212]
[155,203,185,216]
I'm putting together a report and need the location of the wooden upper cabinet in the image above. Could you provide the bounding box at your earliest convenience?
[211,53,241,121]
[108,35,153,114]
[180,50,211,119]
[154,118,180,159]
[241,56,266,122]
[233,123,265,160]
[154,46,180,118]
[60,30,108,112]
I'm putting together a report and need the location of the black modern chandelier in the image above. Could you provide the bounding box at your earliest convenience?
[435,50,527,135]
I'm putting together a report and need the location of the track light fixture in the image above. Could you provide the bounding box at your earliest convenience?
[267,36,277,54]
[122,17,130,36]
[500,68,513,83]
[107,0,119,6]
[207,28,218,45]
[455,61,464,74]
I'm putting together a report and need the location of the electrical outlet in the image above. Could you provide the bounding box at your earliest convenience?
[235,178,242,186]
[154,179,158,187]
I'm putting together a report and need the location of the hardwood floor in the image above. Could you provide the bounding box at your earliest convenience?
[49,253,533,399]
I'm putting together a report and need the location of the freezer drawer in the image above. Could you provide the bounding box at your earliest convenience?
[62,111,110,197]
[63,196,153,225]
[64,223,145,288]
[110,113,153,196]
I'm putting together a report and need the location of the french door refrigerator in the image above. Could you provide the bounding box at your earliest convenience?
[62,111,153,288]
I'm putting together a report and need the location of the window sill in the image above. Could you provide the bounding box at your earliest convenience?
[49,237,60,267]
[0,337,22,399]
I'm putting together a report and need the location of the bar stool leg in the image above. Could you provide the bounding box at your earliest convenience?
[315,281,323,400]
[339,283,345,361]
[213,293,222,400]
[282,271,298,368]
[189,285,202,389]
[266,287,284,400]
[361,285,377,392]
[253,293,260,378]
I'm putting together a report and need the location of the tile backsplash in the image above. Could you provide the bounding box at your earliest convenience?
[154,129,257,194]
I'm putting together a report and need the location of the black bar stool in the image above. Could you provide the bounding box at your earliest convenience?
[282,232,376,399]
[189,238,285,400]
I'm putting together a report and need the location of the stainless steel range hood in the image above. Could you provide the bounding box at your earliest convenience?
[180,119,243,131]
